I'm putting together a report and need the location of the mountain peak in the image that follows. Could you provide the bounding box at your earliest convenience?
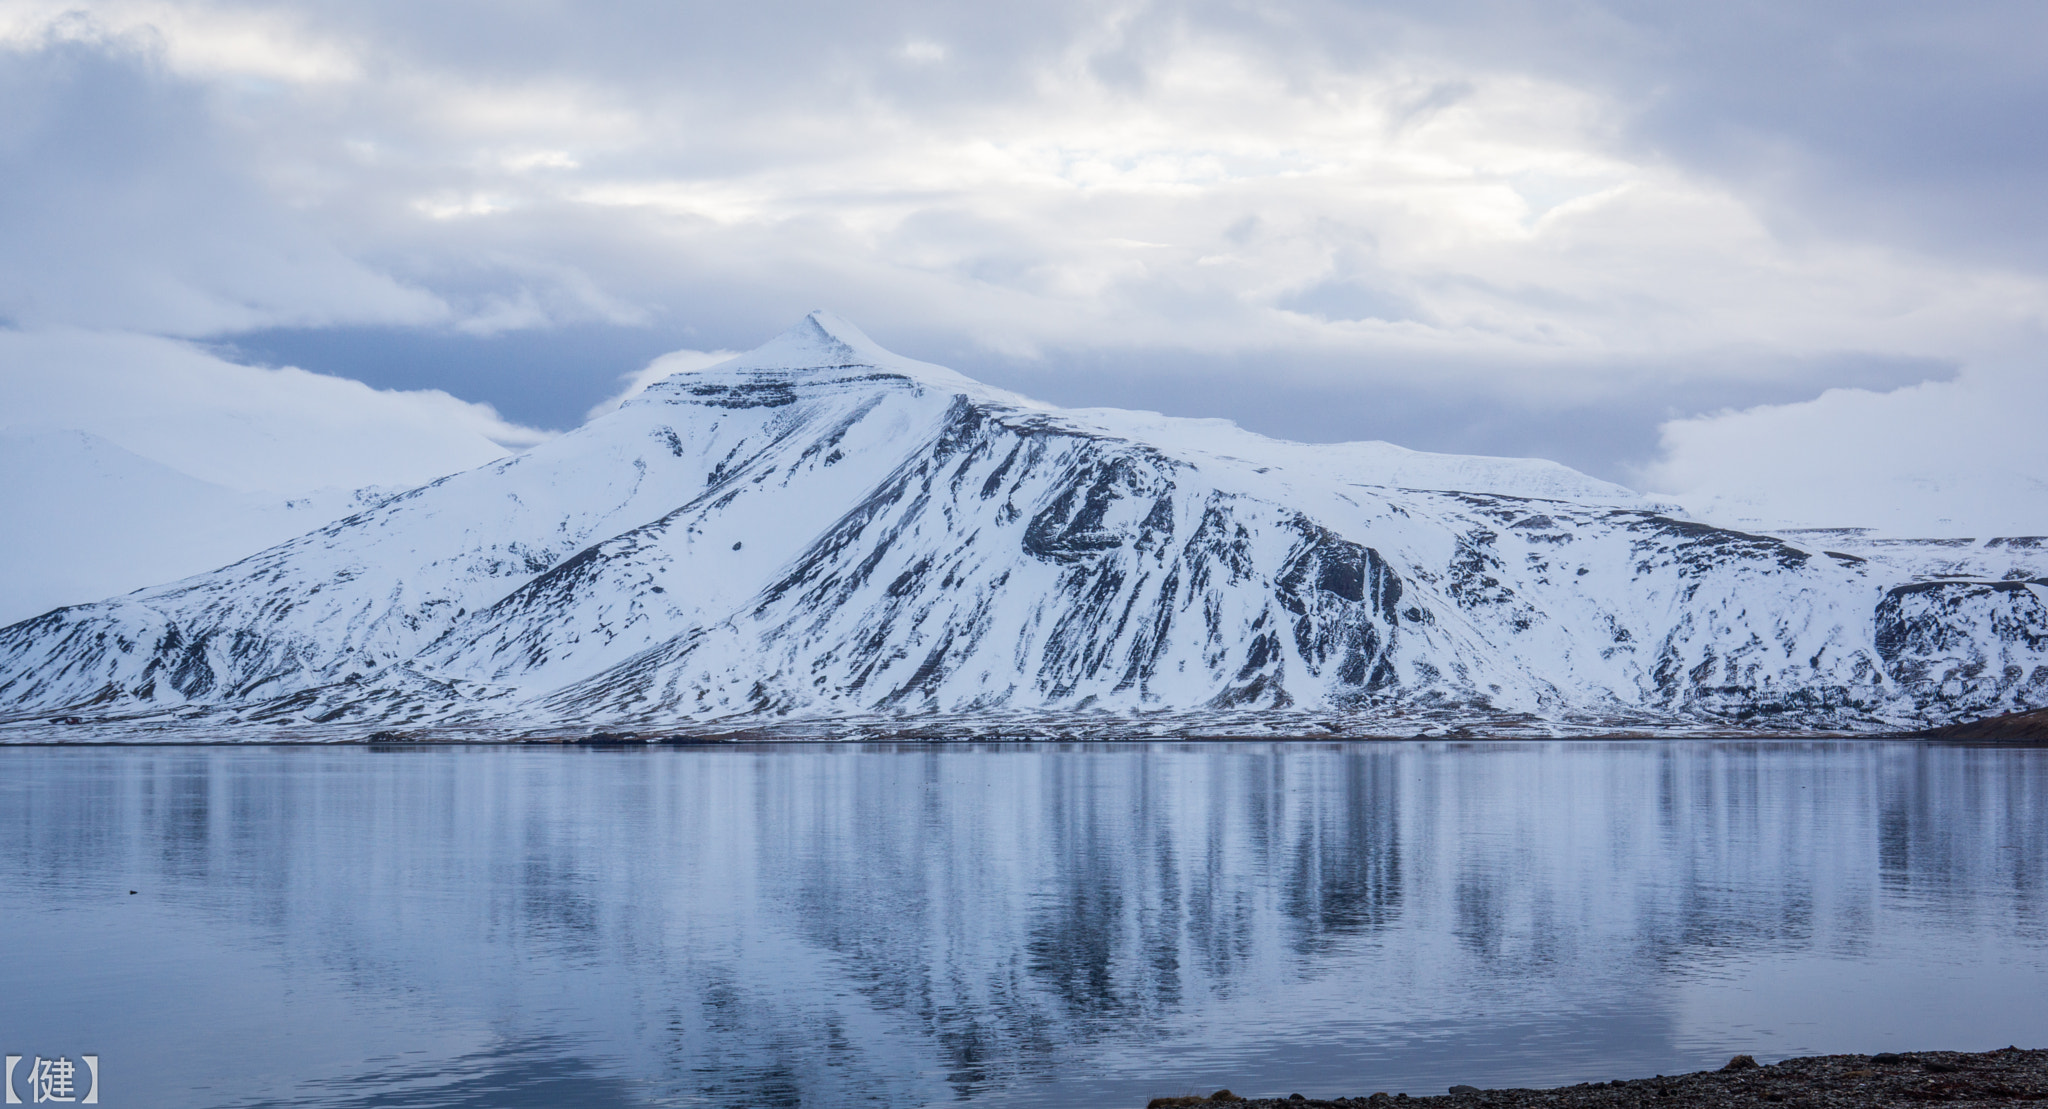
[727,311,892,371]
[656,311,987,396]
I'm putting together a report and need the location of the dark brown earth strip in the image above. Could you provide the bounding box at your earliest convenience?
[1926,707,2048,742]
[1146,1047,2048,1108]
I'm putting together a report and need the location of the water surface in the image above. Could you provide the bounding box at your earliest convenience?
[2,740,2044,1107]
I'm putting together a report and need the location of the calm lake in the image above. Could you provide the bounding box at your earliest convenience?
[2,741,2044,1108]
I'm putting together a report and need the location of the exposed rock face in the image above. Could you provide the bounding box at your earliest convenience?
[1876,580,2048,708]
[2,312,2045,737]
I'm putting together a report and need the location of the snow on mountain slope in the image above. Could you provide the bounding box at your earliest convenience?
[1,313,2043,738]
[1054,407,1646,507]
[413,337,982,692]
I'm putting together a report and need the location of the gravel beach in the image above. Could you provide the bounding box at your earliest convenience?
[1146,1047,2048,1108]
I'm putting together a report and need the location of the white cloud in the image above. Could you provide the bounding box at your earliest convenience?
[0,328,550,494]
[584,348,741,421]
[0,0,2044,505]
[14,1,2039,372]
[0,0,361,83]
[306,32,2044,388]
[0,22,447,337]
[1640,364,2048,537]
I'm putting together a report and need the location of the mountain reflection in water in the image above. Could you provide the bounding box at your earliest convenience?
[1,741,2043,1109]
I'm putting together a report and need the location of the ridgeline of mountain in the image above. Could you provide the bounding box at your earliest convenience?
[3,313,2044,740]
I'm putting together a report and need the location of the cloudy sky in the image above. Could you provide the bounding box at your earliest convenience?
[3,0,2046,535]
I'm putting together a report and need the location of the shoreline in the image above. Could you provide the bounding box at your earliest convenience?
[1151,1048,2048,1108]
[4,705,2045,747]
[1,728,2044,747]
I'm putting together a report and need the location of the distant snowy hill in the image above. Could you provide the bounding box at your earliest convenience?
[0,428,389,626]
[2,314,2044,739]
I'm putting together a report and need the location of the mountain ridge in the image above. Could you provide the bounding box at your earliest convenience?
[3,313,2044,740]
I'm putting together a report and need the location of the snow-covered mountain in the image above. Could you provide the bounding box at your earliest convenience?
[3,313,2044,739]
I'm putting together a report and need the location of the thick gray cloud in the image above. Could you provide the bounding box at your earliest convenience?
[0,27,441,333]
[1573,2,2048,268]
[0,0,2043,524]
